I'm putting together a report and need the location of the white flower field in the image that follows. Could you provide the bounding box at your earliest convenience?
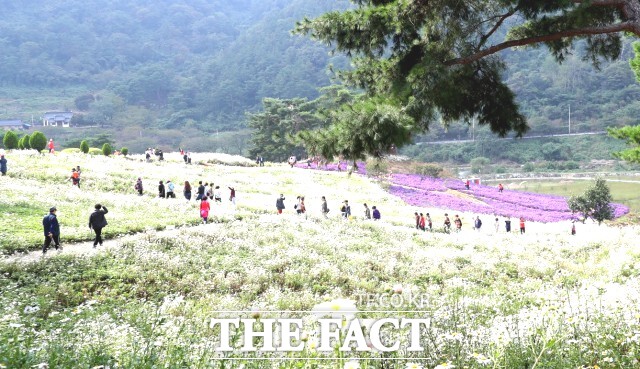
[0,150,639,368]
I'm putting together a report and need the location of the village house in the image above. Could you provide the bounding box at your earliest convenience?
[42,111,73,127]
[0,119,29,130]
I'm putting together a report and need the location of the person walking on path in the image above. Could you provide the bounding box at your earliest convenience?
[88,204,108,248]
[505,217,512,233]
[419,213,426,231]
[341,200,351,219]
[196,181,205,201]
[76,166,82,188]
[474,216,482,231]
[0,154,6,176]
[571,221,576,235]
[444,213,451,233]
[48,139,55,154]
[414,212,420,229]
[454,215,462,233]
[494,217,500,233]
[276,194,286,214]
[364,203,371,219]
[321,196,329,218]
[228,186,236,205]
[158,180,166,198]
[200,196,210,224]
[519,217,526,234]
[214,186,222,203]
[166,180,176,198]
[372,206,381,220]
[134,178,143,196]
[42,207,61,254]
[426,213,433,231]
[183,181,192,201]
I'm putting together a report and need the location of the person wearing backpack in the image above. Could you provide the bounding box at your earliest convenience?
[88,204,108,248]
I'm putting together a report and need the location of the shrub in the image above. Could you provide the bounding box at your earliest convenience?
[29,131,47,153]
[366,159,388,177]
[414,163,443,178]
[17,136,25,150]
[22,134,31,149]
[88,147,102,155]
[568,178,614,224]
[121,147,129,156]
[80,140,89,154]
[470,157,490,174]
[102,143,112,156]
[2,130,19,149]
[522,162,535,173]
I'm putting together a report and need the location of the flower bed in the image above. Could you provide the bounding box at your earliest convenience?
[389,174,629,222]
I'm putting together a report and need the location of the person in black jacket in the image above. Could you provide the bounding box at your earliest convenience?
[88,204,108,247]
[43,207,61,254]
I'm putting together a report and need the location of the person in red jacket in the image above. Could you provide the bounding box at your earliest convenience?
[419,213,426,231]
[48,139,55,153]
[519,217,526,234]
[200,196,211,224]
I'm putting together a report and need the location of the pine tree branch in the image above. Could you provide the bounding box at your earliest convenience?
[445,22,635,66]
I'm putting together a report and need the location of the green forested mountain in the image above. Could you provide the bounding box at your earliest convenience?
[0,0,639,154]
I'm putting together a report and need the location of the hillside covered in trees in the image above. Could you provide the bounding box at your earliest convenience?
[0,0,639,154]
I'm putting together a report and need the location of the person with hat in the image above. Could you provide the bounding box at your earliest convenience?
[88,204,108,247]
[42,207,61,253]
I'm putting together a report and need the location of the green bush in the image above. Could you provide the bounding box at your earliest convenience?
[61,148,81,153]
[80,140,89,154]
[17,136,25,150]
[522,162,535,173]
[102,143,112,156]
[121,147,129,156]
[2,130,19,149]
[29,131,48,153]
[88,147,102,155]
[470,157,490,174]
[22,134,31,149]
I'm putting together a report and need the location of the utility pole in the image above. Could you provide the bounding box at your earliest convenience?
[568,104,571,134]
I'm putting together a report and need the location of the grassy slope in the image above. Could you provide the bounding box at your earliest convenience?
[0,151,639,368]
[496,178,640,212]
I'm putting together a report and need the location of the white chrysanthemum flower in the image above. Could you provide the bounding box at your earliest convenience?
[344,360,359,369]
[434,362,455,369]
[405,362,423,369]
[312,298,358,319]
